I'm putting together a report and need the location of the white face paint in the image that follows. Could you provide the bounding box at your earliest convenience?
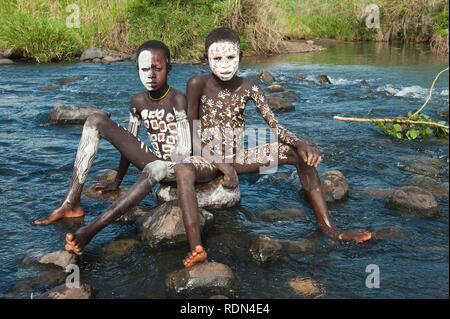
[138,50,156,91]
[208,41,240,81]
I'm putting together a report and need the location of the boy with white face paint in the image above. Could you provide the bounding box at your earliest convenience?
[34,40,212,256]
[175,27,372,268]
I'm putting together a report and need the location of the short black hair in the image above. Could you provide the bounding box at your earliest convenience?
[205,27,240,52]
[136,40,171,67]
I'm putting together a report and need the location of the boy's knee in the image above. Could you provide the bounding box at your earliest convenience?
[175,163,196,182]
[85,112,109,129]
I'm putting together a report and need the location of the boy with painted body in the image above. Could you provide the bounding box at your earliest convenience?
[34,41,222,255]
[175,28,372,267]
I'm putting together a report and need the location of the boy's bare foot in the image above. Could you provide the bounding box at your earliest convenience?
[65,228,92,256]
[183,245,208,268]
[338,229,372,244]
[34,202,84,225]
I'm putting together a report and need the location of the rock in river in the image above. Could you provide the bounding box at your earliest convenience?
[137,201,214,248]
[249,235,283,264]
[257,70,275,85]
[320,170,349,202]
[39,250,77,269]
[50,105,110,124]
[166,262,235,294]
[266,96,294,112]
[40,283,92,299]
[157,177,240,210]
[386,186,438,217]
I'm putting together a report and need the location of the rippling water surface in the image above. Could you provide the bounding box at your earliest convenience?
[0,42,448,298]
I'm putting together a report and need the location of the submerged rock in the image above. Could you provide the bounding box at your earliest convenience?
[100,238,140,260]
[82,184,127,203]
[386,186,438,217]
[166,262,235,294]
[117,207,149,224]
[332,91,346,97]
[320,170,349,202]
[353,187,394,199]
[57,75,83,85]
[137,201,214,248]
[314,75,332,85]
[289,278,325,298]
[249,235,283,264]
[39,251,77,269]
[282,90,299,100]
[40,283,92,299]
[296,73,306,80]
[266,96,294,112]
[80,48,103,61]
[282,239,318,253]
[401,157,443,177]
[267,84,284,93]
[372,227,406,240]
[50,105,110,124]
[258,208,304,222]
[39,85,61,91]
[257,70,275,84]
[408,175,448,197]
[157,177,240,210]
[0,58,14,65]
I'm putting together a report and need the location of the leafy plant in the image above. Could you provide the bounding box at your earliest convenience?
[376,113,449,140]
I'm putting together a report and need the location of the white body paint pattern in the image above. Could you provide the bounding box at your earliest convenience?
[74,122,100,184]
[172,109,192,159]
[208,41,240,81]
[138,50,156,91]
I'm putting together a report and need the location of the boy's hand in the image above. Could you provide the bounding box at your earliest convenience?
[92,180,120,194]
[216,164,239,189]
[296,144,322,167]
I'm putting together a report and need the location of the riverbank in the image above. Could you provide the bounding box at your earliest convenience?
[0,0,448,63]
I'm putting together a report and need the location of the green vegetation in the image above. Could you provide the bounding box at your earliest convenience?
[376,113,449,140]
[0,0,448,62]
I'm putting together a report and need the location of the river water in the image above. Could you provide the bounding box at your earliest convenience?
[0,42,448,298]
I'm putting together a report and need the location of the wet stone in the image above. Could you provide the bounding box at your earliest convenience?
[319,170,349,202]
[50,105,110,124]
[82,185,127,203]
[282,239,318,253]
[116,207,149,224]
[57,75,83,85]
[249,235,283,264]
[332,92,346,97]
[289,278,325,298]
[314,74,332,85]
[386,186,438,217]
[266,96,294,112]
[267,84,284,93]
[257,70,275,84]
[400,157,443,177]
[39,85,61,91]
[282,90,299,100]
[39,250,77,269]
[296,73,306,80]
[40,283,92,299]
[137,201,214,248]
[100,238,140,260]
[372,227,406,240]
[0,58,14,65]
[166,262,235,294]
[258,208,304,222]
[408,175,448,197]
[157,177,240,210]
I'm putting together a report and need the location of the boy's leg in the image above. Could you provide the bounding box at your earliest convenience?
[65,160,176,255]
[233,143,371,243]
[35,113,158,225]
[175,158,221,267]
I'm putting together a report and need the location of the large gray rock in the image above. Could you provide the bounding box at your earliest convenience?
[266,96,294,112]
[386,186,438,217]
[157,178,240,210]
[80,48,103,61]
[50,105,110,124]
[40,283,92,299]
[249,235,283,264]
[257,70,275,84]
[0,58,14,65]
[137,201,214,248]
[166,262,235,294]
[408,175,448,197]
[320,170,349,202]
[39,251,77,269]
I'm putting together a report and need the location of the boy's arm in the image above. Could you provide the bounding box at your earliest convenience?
[172,93,191,160]
[186,77,238,188]
[250,84,321,167]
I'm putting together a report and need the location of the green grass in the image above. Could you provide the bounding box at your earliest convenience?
[0,0,447,62]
